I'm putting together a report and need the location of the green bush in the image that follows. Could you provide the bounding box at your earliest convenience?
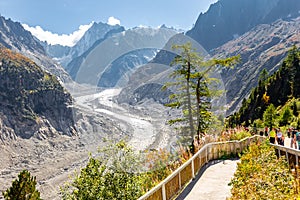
[61,141,147,200]
[229,130,251,141]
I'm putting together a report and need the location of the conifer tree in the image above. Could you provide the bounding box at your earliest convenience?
[263,104,277,129]
[258,68,268,83]
[164,42,239,146]
[3,170,41,200]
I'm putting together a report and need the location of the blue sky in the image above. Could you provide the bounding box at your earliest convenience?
[0,0,217,46]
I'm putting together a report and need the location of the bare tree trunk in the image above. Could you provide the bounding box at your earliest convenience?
[196,77,201,143]
[186,61,194,140]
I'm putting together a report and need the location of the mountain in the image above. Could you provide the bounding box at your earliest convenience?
[0,16,44,54]
[227,46,300,126]
[0,16,72,83]
[186,0,300,51]
[43,22,125,67]
[116,33,208,105]
[213,17,300,114]
[0,47,76,141]
[65,25,125,80]
[66,26,178,86]
[124,0,300,113]
[98,48,158,87]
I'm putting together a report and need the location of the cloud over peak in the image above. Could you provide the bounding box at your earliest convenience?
[22,22,94,47]
[107,16,121,26]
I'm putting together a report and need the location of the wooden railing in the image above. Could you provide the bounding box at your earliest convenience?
[272,143,300,168]
[138,135,265,200]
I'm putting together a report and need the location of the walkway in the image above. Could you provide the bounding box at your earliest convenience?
[173,136,297,200]
[176,159,238,200]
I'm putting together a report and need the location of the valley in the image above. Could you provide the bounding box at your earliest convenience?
[74,88,173,151]
[0,0,300,199]
[0,87,174,199]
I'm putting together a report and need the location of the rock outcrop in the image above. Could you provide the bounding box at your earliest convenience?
[0,47,76,142]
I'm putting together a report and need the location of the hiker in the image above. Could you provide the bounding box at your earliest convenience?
[269,127,276,144]
[287,127,292,138]
[291,128,297,149]
[259,130,264,136]
[296,130,300,150]
[264,127,269,137]
[276,128,284,146]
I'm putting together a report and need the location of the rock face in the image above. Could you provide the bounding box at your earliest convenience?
[227,46,300,126]
[0,47,75,141]
[213,17,300,114]
[0,16,72,83]
[186,0,300,51]
[117,61,174,105]
[0,16,45,54]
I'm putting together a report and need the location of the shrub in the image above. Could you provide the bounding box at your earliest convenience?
[229,141,298,199]
[61,141,146,200]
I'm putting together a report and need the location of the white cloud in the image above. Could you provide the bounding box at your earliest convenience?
[22,22,94,47]
[107,16,121,26]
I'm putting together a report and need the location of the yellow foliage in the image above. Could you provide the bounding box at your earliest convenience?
[262,92,270,104]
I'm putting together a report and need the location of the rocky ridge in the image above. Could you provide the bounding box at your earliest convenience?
[0,16,72,83]
[186,0,300,51]
[213,17,300,114]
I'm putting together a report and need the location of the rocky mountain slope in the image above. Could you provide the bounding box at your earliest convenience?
[0,46,128,199]
[67,26,178,86]
[117,0,300,115]
[116,32,209,105]
[0,47,75,141]
[214,17,300,114]
[0,16,72,83]
[65,26,125,80]
[98,48,158,88]
[227,46,300,126]
[186,0,300,51]
[43,22,125,67]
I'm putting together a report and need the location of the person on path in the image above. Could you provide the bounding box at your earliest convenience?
[269,127,276,144]
[296,130,300,150]
[264,127,269,137]
[291,128,297,149]
[287,128,292,138]
[276,128,284,146]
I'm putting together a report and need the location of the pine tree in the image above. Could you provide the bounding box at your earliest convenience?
[263,104,277,129]
[3,170,41,200]
[258,68,268,83]
[279,106,293,126]
[164,42,239,146]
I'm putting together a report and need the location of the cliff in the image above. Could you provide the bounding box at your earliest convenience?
[0,47,76,141]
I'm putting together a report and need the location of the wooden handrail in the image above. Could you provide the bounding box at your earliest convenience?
[271,143,300,169]
[138,135,265,200]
